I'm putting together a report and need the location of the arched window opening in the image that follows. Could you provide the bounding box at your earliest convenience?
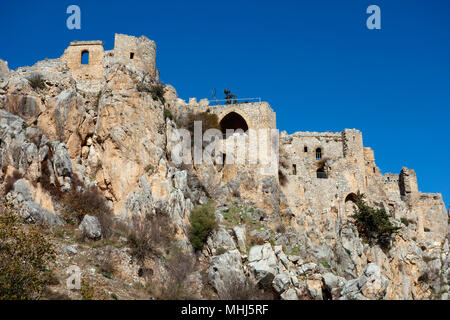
[81,50,89,65]
[130,52,135,59]
[304,146,308,152]
[345,193,358,215]
[316,148,322,160]
[292,164,297,175]
[316,168,327,179]
[345,193,358,203]
[219,112,249,135]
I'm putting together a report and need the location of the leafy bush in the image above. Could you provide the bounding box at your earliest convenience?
[224,89,237,105]
[400,217,410,226]
[0,203,55,300]
[136,76,165,102]
[150,82,166,104]
[350,192,400,248]
[189,202,218,251]
[164,108,173,121]
[27,73,46,90]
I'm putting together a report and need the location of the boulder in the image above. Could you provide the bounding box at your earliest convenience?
[79,215,102,239]
[207,249,245,298]
[340,263,388,300]
[322,272,347,299]
[21,201,63,226]
[12,179,33,202]
[52,142,72,177]
[272,273,291,294]
[207,227,236,255]
[66,245,78,255]
[248,243,278,286]
[297,262,318,276]
[232,226,246,251]
[280,288,299,300]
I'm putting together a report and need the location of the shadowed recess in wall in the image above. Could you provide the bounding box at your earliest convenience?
[220,112,249,134]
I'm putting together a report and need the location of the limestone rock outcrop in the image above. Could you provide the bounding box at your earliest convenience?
[0,33,448,300]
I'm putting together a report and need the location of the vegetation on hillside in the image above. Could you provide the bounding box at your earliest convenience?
[350,191,400,248]
[189,202,218,250]
[0,202,55,300]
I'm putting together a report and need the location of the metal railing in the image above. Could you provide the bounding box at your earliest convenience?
[208,97,262,106]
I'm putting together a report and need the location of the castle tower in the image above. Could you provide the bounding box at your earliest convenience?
[61,40,105,82]
[113,33,158,79]
[342,129,366,189]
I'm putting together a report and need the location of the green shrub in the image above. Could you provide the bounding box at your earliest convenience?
[0,204,55,300]
[400,217,409,226]
[150,82,166,104]
[350,191,400,248]
[224,89,237,105]
[164,108,173,121]
[343,247,351,256]
[27,73,46,90]
[289,246,301,256]
[189,202,218,251]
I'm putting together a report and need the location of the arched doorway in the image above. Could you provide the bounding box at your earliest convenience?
[344,193,358,217]
[81,50,89,65]
[219,112,249,134]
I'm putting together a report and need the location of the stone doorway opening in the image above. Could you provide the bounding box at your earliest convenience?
[219,112,249,134]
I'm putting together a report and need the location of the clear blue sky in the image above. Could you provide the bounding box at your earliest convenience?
[1,0,449,207]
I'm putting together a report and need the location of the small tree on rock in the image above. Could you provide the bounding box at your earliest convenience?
[351,191,400,249]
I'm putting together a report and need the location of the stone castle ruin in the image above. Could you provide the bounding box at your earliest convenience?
[15,34,448,240]
[61,33,158,91]
[0,33,448,300]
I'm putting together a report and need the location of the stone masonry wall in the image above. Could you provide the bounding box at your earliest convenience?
[113,33,157,79]
[61,41,104,82]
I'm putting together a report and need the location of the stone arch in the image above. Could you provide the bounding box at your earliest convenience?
[345,193,358,203]
[81,50,89,64]
[344,192,358,217]
[219,110,250,134]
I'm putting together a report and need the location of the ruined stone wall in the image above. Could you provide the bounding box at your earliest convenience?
[342,129,366,188]
[113,33,157,79]
[383,173,401,197]
[289,131,344,159]
[61,41,104,82]
[399,167,419,197]
[209,102,276,130]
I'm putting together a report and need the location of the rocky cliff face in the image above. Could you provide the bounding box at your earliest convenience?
[0,34,448,300]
